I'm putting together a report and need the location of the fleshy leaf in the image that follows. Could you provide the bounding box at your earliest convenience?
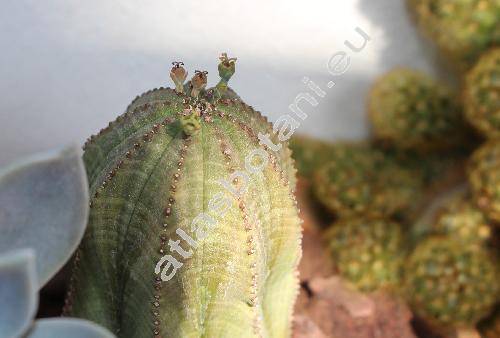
[24,318,115,338]
[0,249,38,338]
[0,145,89,287]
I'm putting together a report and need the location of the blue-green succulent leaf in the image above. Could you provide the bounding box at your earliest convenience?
[0,249,38,338]
[24,319,115,338]
[0,145,89,288]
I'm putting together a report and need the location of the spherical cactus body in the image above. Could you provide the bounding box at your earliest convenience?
[464,48,500,138]
[404,237,499,331]
[408,0,500,69]
[433,194,492,246]
[324,217,405,292]
[368,68,465,150]
[468,140,500,223]
[289,134,337,178]
[63,55,302,338]
[312,144,422,218]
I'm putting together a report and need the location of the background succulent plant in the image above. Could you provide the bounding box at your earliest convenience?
[432,193,493,246]
[312,144,422,218]
[407,184,469,248]
[0,146,114,338]
[404,237,499,331]
[65,55,302,338]
[408,0,500,70]
[368,68,465,150]
[276,4,499,336]
[468,140,500,223]
[463,48,500,138]
[288,135,338,177]
[324,217,405,293]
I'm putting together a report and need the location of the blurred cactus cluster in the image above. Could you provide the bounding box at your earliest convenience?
[291,0,500,336]
[0,0,498,337]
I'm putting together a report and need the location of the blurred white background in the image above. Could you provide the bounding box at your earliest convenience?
[0,0,443,166]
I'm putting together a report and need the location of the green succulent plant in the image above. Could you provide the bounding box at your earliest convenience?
[408,0,500,70]
[324,217,405,293]
[463,48,500,139]
[433,194,493,246]
[0,146,114,338]
[64,55,302,338]
[404,237,500,330]
[368,68,465,150]
[312,143,422,218]
[467,140,500,223]
[289,134,337,177]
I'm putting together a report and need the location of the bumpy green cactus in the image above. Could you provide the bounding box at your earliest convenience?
[368,68,465,150]
[64,55,302,338]
[433,194,492,246]
[387,148,472,225]
[404,237,499,330]
[312,144,422,218]
[324,217,405,292]
[288,135,337,177]
[463,48,500,138]
[468,140,500,223]
[408,0,500,70]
